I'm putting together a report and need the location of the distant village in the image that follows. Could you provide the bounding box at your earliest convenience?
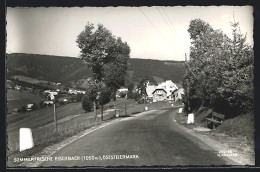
[7,78,184,114]
[117,80,184,103]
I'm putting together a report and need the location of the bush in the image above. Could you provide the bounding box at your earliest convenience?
[20,105,27,113]
[76,94,84,102]
[138,98,145,104]
[39,101,45,108]
[82,96,93,112]
[119,92,127,98]
[32,103,38,110]
[127,92,140,101]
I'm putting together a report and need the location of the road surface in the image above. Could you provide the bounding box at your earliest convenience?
[39,107,235,167]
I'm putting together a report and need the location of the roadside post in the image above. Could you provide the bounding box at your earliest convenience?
[51,94,58,132]
[19,128,34,152]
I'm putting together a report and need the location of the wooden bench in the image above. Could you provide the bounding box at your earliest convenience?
[205,112,225,129]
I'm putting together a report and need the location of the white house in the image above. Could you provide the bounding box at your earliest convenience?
[14,85,21,90]
[77,90,86,94]
[47,91,58,100]
[68,89,77,95]
[152,88,167,102]
[157,80,178,100]
[44,101,53,106]
[118,88,128,92]
[26,104,34,111]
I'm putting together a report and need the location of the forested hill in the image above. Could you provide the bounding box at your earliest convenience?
[6,53,186,85]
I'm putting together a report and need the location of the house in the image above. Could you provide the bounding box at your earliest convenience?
[44,101,53,106]
[14,85,21,90]
[76,90,86,94]
[116,88,128,98]
[118,88,128,92]
[157,80,178,100]
[173,88,184,102]
[44,90,51,94]
[26,104,34,111]
[68,89,77,95]
[47,91,58,100]
[152,88,167,102]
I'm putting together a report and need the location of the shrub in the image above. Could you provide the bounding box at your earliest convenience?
[119,92,127,98]
[76,94,84,102]
[39,101,45,108]
[127,92,140,101]
[20,105,27,113]
[32,103,38,110]
[82,96,93,112]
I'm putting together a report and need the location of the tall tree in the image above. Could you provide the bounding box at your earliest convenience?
[185,18,253,117]
[76,23,130,117]
[137,78,149,103]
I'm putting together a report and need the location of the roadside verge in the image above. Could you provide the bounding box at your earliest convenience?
[171,107,254,166]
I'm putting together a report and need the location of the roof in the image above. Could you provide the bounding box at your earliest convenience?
[146,85,157,97]
[152,88,167,94]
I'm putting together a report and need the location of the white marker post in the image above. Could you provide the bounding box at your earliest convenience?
[145,106,148,111]
[187,113,194,124]
[178,108,183,113]
[19,128,34,152]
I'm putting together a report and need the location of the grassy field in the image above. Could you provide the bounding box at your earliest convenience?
[7,90,45,114]
[12,75,49,84]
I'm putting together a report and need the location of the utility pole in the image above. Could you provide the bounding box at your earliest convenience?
[53,97,58,132]
[185,53,190,113]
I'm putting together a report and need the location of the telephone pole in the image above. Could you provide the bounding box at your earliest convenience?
[185,53,190,113]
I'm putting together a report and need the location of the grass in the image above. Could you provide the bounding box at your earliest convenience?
[7,90,45,114]
[12,75,49,84]
[217,111,254,145]
[173,106,255,164]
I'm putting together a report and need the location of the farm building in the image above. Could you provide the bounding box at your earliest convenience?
[157,80,178,100]
[152,88,167,102]
[26,104,34,111]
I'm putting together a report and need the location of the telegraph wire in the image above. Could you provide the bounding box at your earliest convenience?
[138,7,174,49]
[156,7,176,38]
[161,7,176,33]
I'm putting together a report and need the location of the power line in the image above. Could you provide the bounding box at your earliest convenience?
[138,7,174,49]
[156,7,176,38]
[161,6,187,61]
[161,7,176,33]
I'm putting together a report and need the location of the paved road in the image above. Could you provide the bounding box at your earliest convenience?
[39,107,235,167]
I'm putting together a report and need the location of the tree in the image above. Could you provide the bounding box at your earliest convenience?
[217,17,254,114]
[76,23,130,117]
[21,105,27,113]
[184,18,253,117]
[136,78,149,103]
[127,83,134,93]
[32,103,38,110]
[82,96,93,112]
[98,88,112,120]
[39,101,45,108]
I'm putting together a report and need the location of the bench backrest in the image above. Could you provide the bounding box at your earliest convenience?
[212,112,225,120]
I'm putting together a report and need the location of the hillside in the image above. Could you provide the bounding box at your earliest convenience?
[6,53,186,85]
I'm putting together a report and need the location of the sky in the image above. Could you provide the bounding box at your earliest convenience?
[6,6,253,61]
